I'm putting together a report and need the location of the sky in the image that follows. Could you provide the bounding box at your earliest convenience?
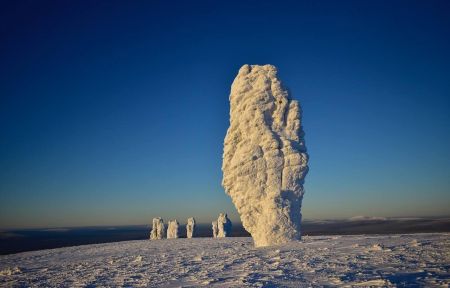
[1,0,449,229]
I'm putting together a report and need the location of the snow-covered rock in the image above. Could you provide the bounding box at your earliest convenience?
[150,217,165,240]
[167,220,180,239]
[217,213,232,238]
[186,217,196,238]
[212,221,218,238]
[222,64,309,247]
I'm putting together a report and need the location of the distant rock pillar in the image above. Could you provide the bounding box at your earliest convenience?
[217,213,232,237]
[186,217,196,238]
[150,217,165,240]
[212,221,218,238]
[167,219,180,239]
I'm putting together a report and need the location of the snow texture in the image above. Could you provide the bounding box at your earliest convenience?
[222,64,309,247]
[167,220,180,239]
[150,217,165,240]
[212,221,218,238]
[1,234,448,287]
[186,217,196,238]
[217,213,232,238]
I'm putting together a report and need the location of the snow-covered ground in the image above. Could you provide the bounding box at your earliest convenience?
[0,233,448,287]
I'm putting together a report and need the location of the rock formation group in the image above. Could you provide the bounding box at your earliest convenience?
[149,214,232,240]
[150,64,308,248]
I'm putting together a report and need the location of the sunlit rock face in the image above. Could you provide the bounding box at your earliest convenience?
[150,217,166,240]
[217,213,232,237]
[186,217,196,238]
[167,220,180,239]
[222,64,309,247]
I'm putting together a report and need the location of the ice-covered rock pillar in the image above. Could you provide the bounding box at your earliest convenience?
[150,217,166,240]
[217,213,232,237]
[212,221,218,238]
[167,220,180,239]
[222,64,309,247]
[186,217,196,238]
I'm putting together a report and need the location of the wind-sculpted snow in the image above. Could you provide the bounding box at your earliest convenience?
[1,234,448,287]
[186,217,196,238]
[167,220,180,239]
[222,64,309,247]
[150,217,165,240]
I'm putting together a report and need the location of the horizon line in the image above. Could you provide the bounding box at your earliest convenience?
[2,215,450,231]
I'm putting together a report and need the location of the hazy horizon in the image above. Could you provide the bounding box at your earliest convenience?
[2,216,449,255]
[2,215,450,231]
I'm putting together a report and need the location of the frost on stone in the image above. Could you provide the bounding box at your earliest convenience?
[150,217,166,240]
[217,213,232,238]
[222,64,309,247]
[212,221,218,238]
[167,220,180,239]
[186,217,196,238]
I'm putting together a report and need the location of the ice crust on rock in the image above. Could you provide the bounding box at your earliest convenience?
[222,64,309,247]
[150,217,165,240]
[186,217,196,238]
[167,220,180,239]
[217,213,232,237]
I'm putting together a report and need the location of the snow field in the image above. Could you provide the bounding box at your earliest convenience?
[1,233,448,287]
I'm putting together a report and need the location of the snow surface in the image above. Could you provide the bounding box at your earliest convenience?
[222,64,309,247]
[1,233,448,287]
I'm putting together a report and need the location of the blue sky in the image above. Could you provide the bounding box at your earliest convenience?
[1,0,449,228]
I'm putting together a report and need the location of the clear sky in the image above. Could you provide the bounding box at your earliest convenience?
[1,0,449,229]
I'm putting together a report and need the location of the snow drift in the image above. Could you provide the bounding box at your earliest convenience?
[222,64,309,247]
